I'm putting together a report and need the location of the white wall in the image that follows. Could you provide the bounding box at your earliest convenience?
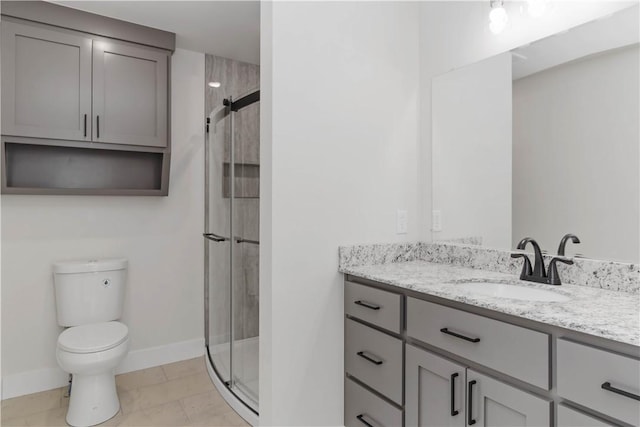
[513,45,639,262]
[419,1,636,241]
[0,48,205,398]
[432,53,512,248]
[260,2,419,425]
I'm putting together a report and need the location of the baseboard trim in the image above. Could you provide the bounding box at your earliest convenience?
[1,338,205,399]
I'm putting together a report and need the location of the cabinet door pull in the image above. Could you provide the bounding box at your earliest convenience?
[354,300,381,310]
[356,414,375,427]
[96,115,100,138]
[450,372,459,416]
[357,351,383,365]
[440,328,480,343]
[601,382,640,401]
[467,380,477,425]
[83,114,87,137]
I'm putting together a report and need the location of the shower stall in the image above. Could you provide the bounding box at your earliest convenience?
[204,89,260,423]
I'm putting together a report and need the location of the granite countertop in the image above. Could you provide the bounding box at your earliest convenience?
[341,260,640,347]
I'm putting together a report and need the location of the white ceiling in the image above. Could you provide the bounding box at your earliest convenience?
[50,1,260,64]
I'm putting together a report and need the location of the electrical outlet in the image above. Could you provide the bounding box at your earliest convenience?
[397,210,408,234]
[432,210,442,232]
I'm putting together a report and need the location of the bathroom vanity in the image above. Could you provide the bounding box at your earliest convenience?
[342,259,640,427]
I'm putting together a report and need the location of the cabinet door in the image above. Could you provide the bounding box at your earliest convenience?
[466,370,550,427]
[405,344,465,427]
[92,40,168,147]
[1,21,92,141]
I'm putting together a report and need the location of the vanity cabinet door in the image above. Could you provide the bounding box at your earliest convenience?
[92,40,168,147]
[466,370,551,427]
[1,20,92,141]
[405,344,465,427]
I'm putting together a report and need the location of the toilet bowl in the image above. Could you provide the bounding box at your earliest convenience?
[56,321,129,427]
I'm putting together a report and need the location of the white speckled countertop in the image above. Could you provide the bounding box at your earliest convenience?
[341,261,640,347]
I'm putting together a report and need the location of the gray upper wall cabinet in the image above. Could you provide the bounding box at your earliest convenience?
[92,40,168,147]
[1,19,169,148]
[1,20,93,141]
[0,2,175,196]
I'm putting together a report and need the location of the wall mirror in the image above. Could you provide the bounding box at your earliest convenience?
[431,4,639,263]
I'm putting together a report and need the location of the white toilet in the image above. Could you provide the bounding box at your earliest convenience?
[53,258,130,427]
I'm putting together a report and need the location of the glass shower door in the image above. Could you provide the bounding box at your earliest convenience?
[205,90,260,415]
[205,105,232,386]
[231,96,260,407]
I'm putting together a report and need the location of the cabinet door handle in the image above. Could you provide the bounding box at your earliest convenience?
[96,115,100,138]
[601,382,640,401]
[357,351,383,365]
[83,114,87,137]
[450,372,459,416]
[467,380,477,425]
[354,300,381,310]
[356,414,375,427]
[440,328,480,343]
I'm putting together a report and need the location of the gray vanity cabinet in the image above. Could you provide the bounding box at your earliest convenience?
[405,345,550,427]
[405,344,466,427]
[466,370,551,426]
[92,40,168,147]
[1,20,92,141]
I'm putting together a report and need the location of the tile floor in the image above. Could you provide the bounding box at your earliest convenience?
[1,357,251,426]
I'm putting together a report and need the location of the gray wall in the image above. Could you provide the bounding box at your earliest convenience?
[513,45,639,263]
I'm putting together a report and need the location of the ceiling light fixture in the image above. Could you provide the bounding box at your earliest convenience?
[208,81,221,88]
[489,0,508,34]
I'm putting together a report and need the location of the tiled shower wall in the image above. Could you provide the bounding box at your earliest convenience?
[206,55,260,344]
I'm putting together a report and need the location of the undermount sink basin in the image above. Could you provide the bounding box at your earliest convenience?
[454,282,571,302]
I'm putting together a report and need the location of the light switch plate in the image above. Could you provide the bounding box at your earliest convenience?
[397,210,408,234]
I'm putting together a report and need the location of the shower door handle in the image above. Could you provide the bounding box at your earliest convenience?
[203,232,229,242]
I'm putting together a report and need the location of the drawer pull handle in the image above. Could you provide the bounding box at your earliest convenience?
[83,114,87,137]
[467,380,477,425]
[450,372,459,416]
[357,351,384,365]
[354,300,381,310]
[96,115,100,138]
[601,382,640,401]
[440,328,481,343]
[356,414,375,427]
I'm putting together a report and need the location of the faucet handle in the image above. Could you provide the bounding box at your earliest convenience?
[548,257,574,285]
[511,253,532,280]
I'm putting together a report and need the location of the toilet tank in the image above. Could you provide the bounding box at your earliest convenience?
[53,258,128,327]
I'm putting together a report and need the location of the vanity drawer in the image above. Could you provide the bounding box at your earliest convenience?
[406,298,550,389]
[557,404,613,427]
[345,281,402,333]
[557,339,640,426]
[345,318,403,404]
[345,376,402,427]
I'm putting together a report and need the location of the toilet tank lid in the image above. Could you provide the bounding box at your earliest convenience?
[53,258,128,274]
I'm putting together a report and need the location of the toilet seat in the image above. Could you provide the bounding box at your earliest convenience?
[58,321,128,354]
